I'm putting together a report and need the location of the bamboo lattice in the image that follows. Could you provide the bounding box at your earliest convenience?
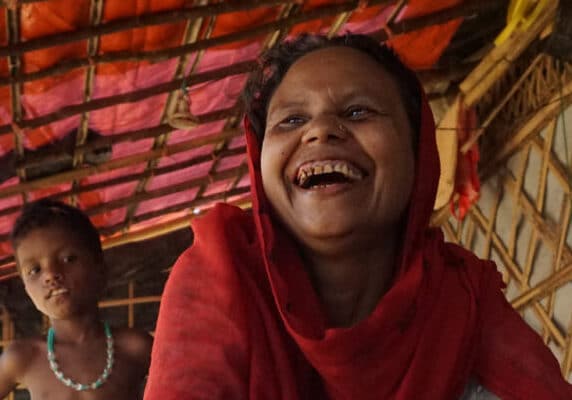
[443,102,572,381]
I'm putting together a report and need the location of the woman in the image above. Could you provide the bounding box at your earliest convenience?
[145,34,572,399]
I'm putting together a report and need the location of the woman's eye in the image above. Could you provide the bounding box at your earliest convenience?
[27,265,40,276]
[278,115,305,128]
[344,106,372,120]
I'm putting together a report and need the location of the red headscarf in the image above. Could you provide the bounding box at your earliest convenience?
[145,70,572,400]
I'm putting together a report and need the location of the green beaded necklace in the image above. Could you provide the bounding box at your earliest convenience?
[47,321,114,391]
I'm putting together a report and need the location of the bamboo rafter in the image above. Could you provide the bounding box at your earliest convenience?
[123,6,215,233]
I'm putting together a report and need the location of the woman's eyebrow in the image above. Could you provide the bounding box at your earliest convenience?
[268,99,308,114]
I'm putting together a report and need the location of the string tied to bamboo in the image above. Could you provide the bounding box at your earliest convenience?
[168,80,199,130]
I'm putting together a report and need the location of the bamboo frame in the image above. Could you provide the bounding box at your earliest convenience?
[0,0,397,88]
[0,0,290,57]
[0,127,242,199]
[0,2,569,382]
[0,59,255,136]
[444,95,572,379]
[17,104,239,169]
[122,10,214,232]
[0,0,494,140]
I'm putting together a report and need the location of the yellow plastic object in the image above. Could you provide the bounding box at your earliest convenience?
[494,0,551,45]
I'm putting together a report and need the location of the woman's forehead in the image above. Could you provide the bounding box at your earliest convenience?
[268,47,401,111]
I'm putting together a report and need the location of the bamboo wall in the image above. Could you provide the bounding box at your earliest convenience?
[444,103,572,383]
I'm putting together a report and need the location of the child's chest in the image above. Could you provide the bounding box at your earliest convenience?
[22,347,141,400]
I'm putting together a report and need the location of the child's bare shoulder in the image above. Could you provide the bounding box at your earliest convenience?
[1,338,42,369]
[113,327,153,365]
[0,337,43,387]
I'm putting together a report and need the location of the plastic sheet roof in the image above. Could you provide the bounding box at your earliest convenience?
[0,0,501,277]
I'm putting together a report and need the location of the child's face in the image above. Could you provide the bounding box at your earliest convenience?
[15,223,105,321]
[260,46,415,253]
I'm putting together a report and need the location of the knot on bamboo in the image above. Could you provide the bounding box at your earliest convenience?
[4,0,18,11]
[167,89,199,130]
[357,0,370,12]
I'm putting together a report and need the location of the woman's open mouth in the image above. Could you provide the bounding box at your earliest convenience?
[295,160,365,189]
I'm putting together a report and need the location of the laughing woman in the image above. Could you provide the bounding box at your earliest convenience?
[144,34,572,400]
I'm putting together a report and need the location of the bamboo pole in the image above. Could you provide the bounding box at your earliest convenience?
[0,0,393,88]
[0,0,49,7]
[481,78,572,180]
[460,55,544,153]
[101,194,251,248]
[460,0,557,107]
[0,0,290,57]
[0,163,247,243]
[0,190,252,270]
[99,295,161,309]
[469,205,567,347]
[0,145,247,219]
[83,164,246,218]
[6,0,28,214]
[123,11,218,232]
[371,0,506,41]
[17,105,239,169]
[501,167,572,267]
[70,0,104,207]
[0,128,242,200]
[0,0,502,140]
[511,262,572,310]
[0,59,255,136]
[99,186,250,236]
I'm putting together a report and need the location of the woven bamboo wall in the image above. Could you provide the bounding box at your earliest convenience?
[443,103,572,383]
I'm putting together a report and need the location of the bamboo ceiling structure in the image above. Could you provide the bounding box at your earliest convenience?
[0,1,570,396]
[0,0,507,274]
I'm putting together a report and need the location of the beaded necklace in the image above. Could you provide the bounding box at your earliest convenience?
[47,321,114,391]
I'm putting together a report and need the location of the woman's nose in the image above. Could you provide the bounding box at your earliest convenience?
[301,115,349,144]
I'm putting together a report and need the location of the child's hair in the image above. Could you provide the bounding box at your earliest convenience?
[11,199,104,264]
[242,33,422,145]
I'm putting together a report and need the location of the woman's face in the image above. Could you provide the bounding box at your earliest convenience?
[260,46,415,255]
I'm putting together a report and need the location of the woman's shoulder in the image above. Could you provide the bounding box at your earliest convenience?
[459,379,499,400]
[190,203,256,247]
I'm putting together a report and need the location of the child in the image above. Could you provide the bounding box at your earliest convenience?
[0,199,152,399]
[145,34,572,399]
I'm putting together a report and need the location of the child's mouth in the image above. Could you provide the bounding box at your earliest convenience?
[47,288,69,299]
[295,160,365,190]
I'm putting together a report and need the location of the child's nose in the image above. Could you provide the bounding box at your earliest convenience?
[43,262,63,284]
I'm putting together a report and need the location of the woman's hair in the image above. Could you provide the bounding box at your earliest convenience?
[11,199,104,264]
[242,33,422,143]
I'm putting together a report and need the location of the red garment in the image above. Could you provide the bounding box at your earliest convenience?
[144,93,572,399]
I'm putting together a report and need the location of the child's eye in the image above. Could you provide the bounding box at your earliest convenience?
[27,265,41,276]
[62,255,77,264]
